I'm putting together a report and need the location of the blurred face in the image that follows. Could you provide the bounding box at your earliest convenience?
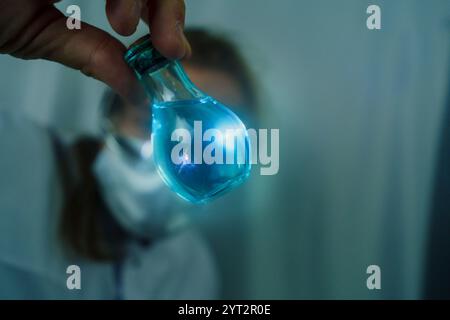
[111,63,248,140]
[183,64,247,111]
[110,102,151,140]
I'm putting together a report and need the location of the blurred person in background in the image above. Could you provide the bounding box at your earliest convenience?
[0,26,258,299]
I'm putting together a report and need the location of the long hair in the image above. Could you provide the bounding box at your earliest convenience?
[59,137,127,261]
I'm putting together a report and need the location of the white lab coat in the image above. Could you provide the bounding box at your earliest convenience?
[0,111,218,299]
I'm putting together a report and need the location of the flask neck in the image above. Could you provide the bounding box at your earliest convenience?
[125,35,203,105]
[140,61,204,105]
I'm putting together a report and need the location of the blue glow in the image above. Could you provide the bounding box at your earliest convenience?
[125,36,252,203]
[152,96,251,203]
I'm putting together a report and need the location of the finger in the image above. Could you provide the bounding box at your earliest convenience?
[142,0,191,59]
[9,6,147,105]
[106,0,142,36]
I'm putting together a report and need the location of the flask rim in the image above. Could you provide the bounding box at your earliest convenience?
[124,35,152,64]
[124,35,169,75]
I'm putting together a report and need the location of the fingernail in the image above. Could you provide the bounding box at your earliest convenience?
[182,34,192,58]
[175,21,188,58]
[133,0,142,19]
[175,20,184,34]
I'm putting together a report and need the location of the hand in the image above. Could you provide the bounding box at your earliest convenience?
[0,0,191,104]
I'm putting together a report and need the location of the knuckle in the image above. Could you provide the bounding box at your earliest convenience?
[81,36,113,78]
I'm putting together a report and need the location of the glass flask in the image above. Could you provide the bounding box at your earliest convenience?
[125,35,251,203]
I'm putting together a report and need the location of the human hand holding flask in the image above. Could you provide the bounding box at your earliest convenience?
[0,0,191,105]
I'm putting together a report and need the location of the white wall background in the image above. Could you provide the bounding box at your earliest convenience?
[0,0,449,299]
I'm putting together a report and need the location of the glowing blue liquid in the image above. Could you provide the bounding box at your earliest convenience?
[152,97,251,203]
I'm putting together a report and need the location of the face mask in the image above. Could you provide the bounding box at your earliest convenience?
[93,135,179,239]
